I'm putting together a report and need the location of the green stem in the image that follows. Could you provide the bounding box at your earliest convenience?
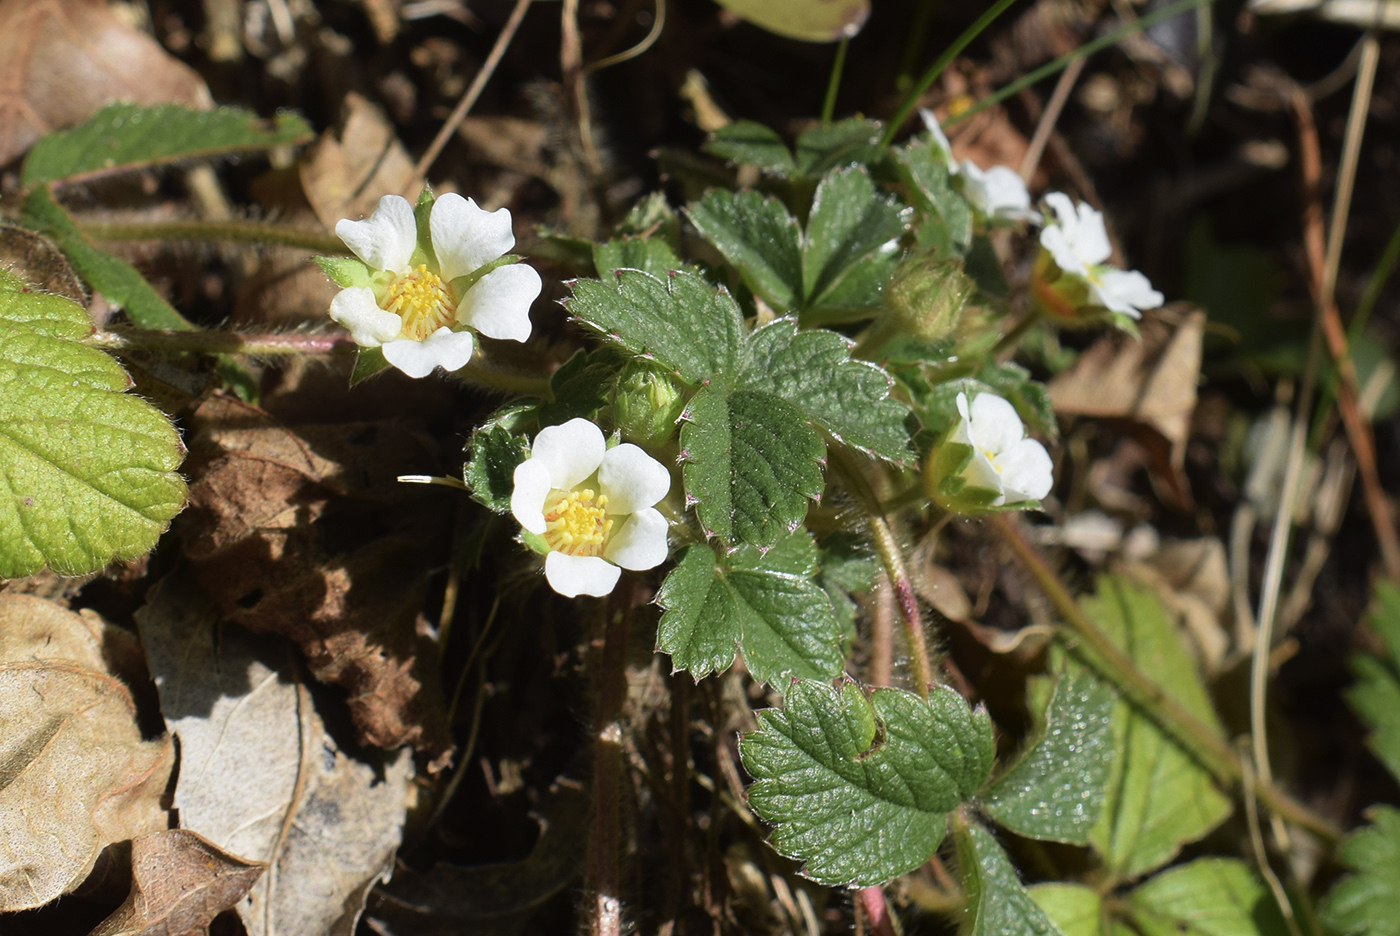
[989,514,1343,846]
[820,36,850,129]
[78,219,349,254]
[879,0,1022,148]
[991,308,1043,358]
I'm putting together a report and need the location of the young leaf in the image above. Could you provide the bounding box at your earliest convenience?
[0,273,187,577]
[685,189,803,311]
[567,269,743,385]
[793,118,883,179]
[1129,858,1291,936]
[892,137,972,256]
[22,103,313,188]
[982,670,1115,844]
[742,318,911,463]
[1320,806,1400,936]
[1079,576,1232,880]
[802,167,906,311]
[1347,581,1400,783]
[955,822,1066,936]
[679,383,825,548]
[462,425,531,513]
[705,121,796,176]
[655,534,844,686]
[593,238,685,281]
[739,679,994,887]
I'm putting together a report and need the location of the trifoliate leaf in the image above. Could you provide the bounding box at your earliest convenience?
[1347,581,1400,784]
[982,670,1115,844]
[955,822,1066,936]
[462,425,531,514]
[0,272,186,577]
[22,103,313,188]
[1128,858,1291,936]
[679,382,825,548]
[705,121,796,176]
[740,679,994,887]
[567,269,743,385]
[1079,576,1231,880]
[1320,806,1400,936]
[742,318,911,462]
[656,534,844,686]
[892,137,972,256]
[793,118,883,179]
[685,190,803,311]
[802,167,906,312]
[592,237,685,281]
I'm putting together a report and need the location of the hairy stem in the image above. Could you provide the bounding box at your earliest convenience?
[587,584,635,936]
[78,219,348,254]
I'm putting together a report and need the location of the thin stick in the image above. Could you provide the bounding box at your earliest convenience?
[1019,57,1084,182]
[411,0,534,184]
[1240,745,1305,936]
[588,588,635,936]
[821,36,850,129]
[586,0,665,74]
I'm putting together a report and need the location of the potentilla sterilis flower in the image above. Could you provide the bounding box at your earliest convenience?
[950,391,1053,506]
[919,109,1039,224]
[1038,192,1163,319]
[511,418,672,598]
[327,192,542,378]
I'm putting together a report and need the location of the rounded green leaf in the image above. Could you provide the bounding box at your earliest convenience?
[713,0,869,42]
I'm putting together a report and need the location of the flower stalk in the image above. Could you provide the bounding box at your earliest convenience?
[79,219,349,255]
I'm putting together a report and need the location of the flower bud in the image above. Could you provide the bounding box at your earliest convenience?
[612,361,686,447]
[882,253,974,342]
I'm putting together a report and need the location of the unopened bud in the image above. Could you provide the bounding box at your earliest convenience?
[883,253,974,341]
[613,361,686,447]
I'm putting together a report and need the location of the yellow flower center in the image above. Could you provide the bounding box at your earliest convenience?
[542,488,613,557]
[385,264,455,340]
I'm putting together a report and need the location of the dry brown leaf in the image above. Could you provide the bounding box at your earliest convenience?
[301,93,420,229]
[0,0,212,165]
[0,594,172,912]
[1120,537,1233,676]
[87,830,264,936]
[1048,307,1205,508]
[179,394,449,756]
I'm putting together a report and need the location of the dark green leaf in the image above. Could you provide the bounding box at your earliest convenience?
[462,425,532,513]
[956,823,1066,936]
[567,269,743,385]
[704,122,796,176]
[741,679,995,887]
[965,234,1011,298]
[802,167,906,307]
[679,383,824,548]
[793,118,884,178]
[22,103,313,188]
[685,190,803,311]
[656,535,844,685]
[892,137,972,256]
[539,349,617,425]
[593,238,685,280]
[1320,806,1400,936]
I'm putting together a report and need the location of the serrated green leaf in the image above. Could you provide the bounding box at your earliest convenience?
[462,425,531,513]
[742,318,911,462]
[23,103,313,188]
[1030,885,1123,936]
[679,383,824,547]
[892,137,972,256]
[540,348,616,425]
[686,190,803,311]
[593,238,684,280]
[655,535,844,685]
[0,273,186,577]
[802,167,906,308]
[1320,805,1400,936]
[793,118,883,178]
[567,270,743,385]
[1348,582,1400,784]
[705,122,796,176]
[955,822,1066,936]
[1129,858,1291,936]
[1079,576,1232,880]
[740,680,994,887]
[21,188,192,331]
[982,670,1115,844]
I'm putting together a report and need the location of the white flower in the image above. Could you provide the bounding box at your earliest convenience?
[919,108,955,164]
[951,392,1053,505]
[1038,192,1163,318]
[919,109,1040,224]
[329,193,542,378]
[511,418,671,598]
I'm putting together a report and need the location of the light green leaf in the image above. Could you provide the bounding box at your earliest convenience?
[592,237,685,281]
[685,189,803,311]
[315,256,371,289]
[704,122,796,176]
[21,188,193,331]
[462,425,531,514]
[742,318,911,463]
[1347,581,1400,783]
[711,0,869,42]
[679,383,824,547]
[793,118,884,178]
[655,534,844,685]
[1080,576,1232,880]
[1030,885,1124,936]
[23,103,313,188]
[740,680,994,887]
[0,272,186,577]
[1128,858,1291,936]
[955,822,1066,936]
[802,167,906,309]
[1320,805,1400,936]
[982,670,1115,844]
[567,269,743,385]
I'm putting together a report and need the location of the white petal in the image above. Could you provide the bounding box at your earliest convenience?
[968,393,1024,459]
[431,193,516,282]
[1039,225,1089,278]
[598,444,671,515]
[998,438,1054,502]
[1044,192,1077,227]
[329,286,401,346]
[530,418,606,491]
[918,108,955,166]
[335,194,417,274]
[511,459,553,535]
[456,264,540,342]
[1094,268,1163,317]
[603,507,669,571]
[1068,201,1112,266]
[979,165,1034,219]
[952,392,976,447]
[545,552,621,597]
[381,327,475,378]
[961,449,1004,500]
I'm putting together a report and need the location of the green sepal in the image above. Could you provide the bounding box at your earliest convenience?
[349,346,392,385]
[520,528,549,556]
[315,256,372,289]
[462,424,532,513]
[449,254,518,297]
[412,186,436,269]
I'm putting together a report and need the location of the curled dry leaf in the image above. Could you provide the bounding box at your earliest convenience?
[88,829,265,936]
[301,93,421,230]
[0,594,172,912]
[136,574,414,936]
[0,0,212,165]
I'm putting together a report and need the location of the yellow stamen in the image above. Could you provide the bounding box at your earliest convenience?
[542,488,613,557]
[384,264,455,340]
